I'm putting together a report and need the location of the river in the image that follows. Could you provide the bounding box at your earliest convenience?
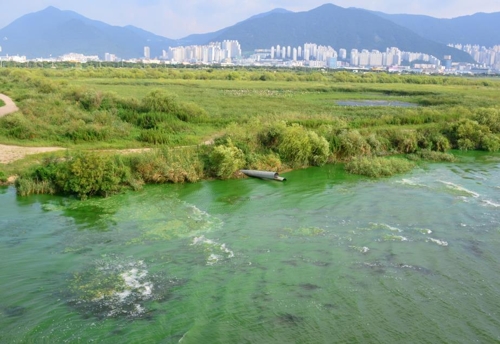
[1,153,499,343]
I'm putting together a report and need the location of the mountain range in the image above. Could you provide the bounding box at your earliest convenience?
[1,4,498,62]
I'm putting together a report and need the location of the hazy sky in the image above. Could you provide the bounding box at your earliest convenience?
[2,0,500,38]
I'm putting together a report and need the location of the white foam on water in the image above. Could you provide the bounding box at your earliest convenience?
[74,259,158,318]
[397,179,427,188]
[350,246,370,253]
[416,228,433,235]
[120,268,153,299]
[370,223,403,233]
[383,235,409,242]
[439,181,480,198]
[191,235,235,265]
[482,200,500,208]
[207,254,223,265]
[184,203,224,232]
[427,238,449,247]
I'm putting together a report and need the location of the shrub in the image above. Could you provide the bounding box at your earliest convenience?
[131,148,203,184]
[386,130,419,154]
[336,130,371,158]
[138,129,171,145]
[278,124,312,167]
[16,178,56,196]
[407,150,457,162]
[474,108,500,133]
[135,112,174,129]
[0,170,7,183]
[258,122,287,150]
[365,133,384,155]
[247,152,282,172]
[481,134,500,152]
[176,102,208,122]
[142,89,179,114]
[208,139,245,179]
[449,119,491,151]
[1,114,37,140]
[54,153,133,199]
[345,156,415,178]
[308,131,330,166]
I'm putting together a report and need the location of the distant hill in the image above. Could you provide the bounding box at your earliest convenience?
[202,4,473,62]
[0,5,479,62]
[178,8,292,47]
[0,6,176,59]
[367,11,500,47]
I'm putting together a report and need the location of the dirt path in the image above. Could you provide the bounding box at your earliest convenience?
[0,93,19,117]
[0,94,66,165]
[0,144,66,164]
[0,94,210,166]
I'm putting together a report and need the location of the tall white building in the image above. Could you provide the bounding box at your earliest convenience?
[144,46,150,59]
[339,49,347,60]
[222,40,242,59]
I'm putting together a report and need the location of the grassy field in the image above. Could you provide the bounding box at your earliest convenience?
[0,99,5,107]
[0,67,499,196]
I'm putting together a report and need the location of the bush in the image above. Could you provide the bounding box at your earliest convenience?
[308,131,330,166]
[1,113,37,140]
[247,152,282,172]
[448,119,500,151]
[278,124,312,167]
[53,153,134,199]
[0,170,7,183]
[258,122,287,150]
[177,102,208,122]
[142,89,179,114]
[130,147,203,184]
[345,156,415,178]
[208,139,246,179]
[474,108,500,133]
[138,129,171,145]
[336,130,371,158]
[386,130,419,154]
[481,134,500,152]
[16,178,56,196]
[407,150,457,162]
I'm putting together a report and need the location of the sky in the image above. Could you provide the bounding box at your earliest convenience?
[1,0,500,38]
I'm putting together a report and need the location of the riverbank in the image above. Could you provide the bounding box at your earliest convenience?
[1,68,499,196]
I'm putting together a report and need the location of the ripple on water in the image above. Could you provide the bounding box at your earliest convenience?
[439,181,480,198]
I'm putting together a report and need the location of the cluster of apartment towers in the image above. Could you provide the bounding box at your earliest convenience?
[157,40,441,68]
[158,40,242,64]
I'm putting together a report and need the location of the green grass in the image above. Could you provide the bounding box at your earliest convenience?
[0,67,499,195]
[0,99,5,107]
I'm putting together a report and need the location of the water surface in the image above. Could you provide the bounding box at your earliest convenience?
[337,100,418,107]
[1,154,499,343]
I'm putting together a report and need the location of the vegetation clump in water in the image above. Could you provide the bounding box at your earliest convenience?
[345,156,415,178]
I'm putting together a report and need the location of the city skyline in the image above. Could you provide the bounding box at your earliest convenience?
[1,1,500,39]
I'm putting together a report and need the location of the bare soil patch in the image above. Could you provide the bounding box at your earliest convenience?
[0,144,66,164]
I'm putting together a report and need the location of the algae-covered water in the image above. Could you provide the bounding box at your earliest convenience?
[1,154,500,343]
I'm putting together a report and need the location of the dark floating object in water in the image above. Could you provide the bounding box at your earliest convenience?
[299,283,321,291]
[276,313,303,326]
[240,170,286,182]
[3,306,26,317]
